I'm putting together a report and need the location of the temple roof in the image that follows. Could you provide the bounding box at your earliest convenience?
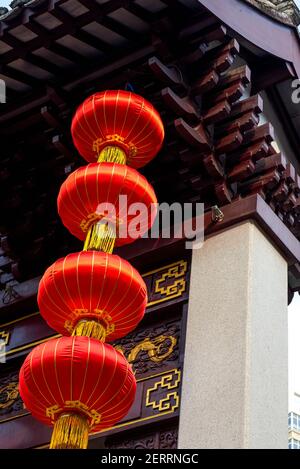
[1,0,300,26]
[244,0,300,26]
[0,1,48,22]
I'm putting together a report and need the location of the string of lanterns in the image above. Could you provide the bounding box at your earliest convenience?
[19,90,164,449]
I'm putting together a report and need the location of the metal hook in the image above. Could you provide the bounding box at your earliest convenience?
[211,205,224,223]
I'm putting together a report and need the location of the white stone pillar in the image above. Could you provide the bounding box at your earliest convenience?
[178,221,288,449]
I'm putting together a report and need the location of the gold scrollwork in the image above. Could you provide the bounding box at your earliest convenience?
[64,309,115,337]
[93,135,137,157]
[0,331,10,356]
[115,334,177,365]
[0,381,19,409]
[146,370,181,413]
[0,331,10,346]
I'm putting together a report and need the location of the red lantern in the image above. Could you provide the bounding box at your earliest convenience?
[57,162,157,248]
[19,336,136,448]
[71,90,164,168]
[19,91,164,450]
[38,251,147,341]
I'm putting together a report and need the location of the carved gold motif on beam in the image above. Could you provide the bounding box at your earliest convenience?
[0,382,19,410]
[115,334,177,365]
[146,369,181,413]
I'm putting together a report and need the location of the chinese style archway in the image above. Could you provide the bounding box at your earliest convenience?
[19,90,164,449]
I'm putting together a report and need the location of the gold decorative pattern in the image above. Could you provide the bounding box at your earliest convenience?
[146,260,187,307]
[116,335,177,365]
[0,382,19,410]
[0,331,10,346]
[146,369,181,413]
[0,331,10,357]
[80,213,102,233]
[92,135,137,158]
[46,401,101,427]
[64,309,115,336]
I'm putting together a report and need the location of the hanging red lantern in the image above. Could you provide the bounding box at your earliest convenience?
[71,90,164,168]
[19,90,164,451]
[38,251,147,341]
[19,336,136,449]
[57,162,157,252]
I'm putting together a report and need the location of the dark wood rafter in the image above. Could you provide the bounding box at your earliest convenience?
[0,0,147,64]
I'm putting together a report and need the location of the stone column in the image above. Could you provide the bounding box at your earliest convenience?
[178,221,288,449]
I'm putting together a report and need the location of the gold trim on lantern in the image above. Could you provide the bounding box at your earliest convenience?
[92,134,137,159]
[46,401,101,427]
[64,309,115,338]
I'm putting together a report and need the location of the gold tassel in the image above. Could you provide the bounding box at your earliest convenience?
[83,220,116,253]
[72,319,107,341]
[50,413,89,450]
[98,145,127,165]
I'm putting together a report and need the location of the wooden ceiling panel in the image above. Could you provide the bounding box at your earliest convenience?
[9,58,54,80]
[81,21,128,47]
[0,73,30,92]
[0,40,12,54]
[133,0,167,14]
[32,47,74,68]
[108,7,150,33]
[55,34,104,58]
[9,24,37,42]
[34,12,63,30]
[60,0,89,17]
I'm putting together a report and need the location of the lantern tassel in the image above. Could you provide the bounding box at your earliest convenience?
[72,319,107,341]
[98,145,127,165]
[50,413,89,450]
[83,220,116,253]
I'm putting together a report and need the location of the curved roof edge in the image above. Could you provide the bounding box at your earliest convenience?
[199,0,300,78]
